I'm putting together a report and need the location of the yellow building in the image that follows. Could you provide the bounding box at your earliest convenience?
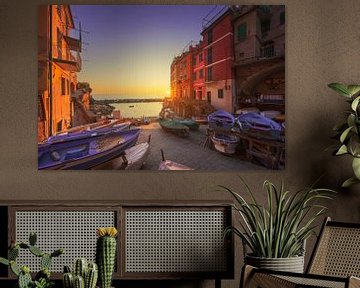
[38,5,81,142]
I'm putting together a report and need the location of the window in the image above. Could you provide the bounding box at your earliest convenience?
[193,91,196,99]
[199,69,204,79]
[199,53,203,62]
[280,11,285,25]
[207,29,213,44]
[207,47,213,64]
[192,55,196,65]
[198,90,202,99]
[57,28,62,58]
[238,52,244,58]
[61,77,66,95]
[66,79,69,95]
[207,67,212,81]
[261,20,271,34]
[193,72,197,80]
[57,120,62,132]
[207,91,211,103]
[57,5,62,18]
[261,42,275,58]
[237,23,247,41]
[218,89,224,99]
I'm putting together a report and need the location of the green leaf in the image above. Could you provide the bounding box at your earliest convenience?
[351,96,360,111]
[0,257,9,266]
[340,126,353,143]
[352,157,360,179]
[328,83,351,97]
[348,135,360,156]
[342,177,360,188]
[347,114,356,127]
[347,85,360,97]
[336,145,348,155]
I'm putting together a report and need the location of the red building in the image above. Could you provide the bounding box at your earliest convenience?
[170,50,193,101]
[192,41,206,101]
[201,9,235,113]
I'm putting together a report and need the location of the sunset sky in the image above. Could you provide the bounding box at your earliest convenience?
[71,5,225,98]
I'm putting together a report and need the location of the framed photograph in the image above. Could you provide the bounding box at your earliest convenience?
[38,5,285,171]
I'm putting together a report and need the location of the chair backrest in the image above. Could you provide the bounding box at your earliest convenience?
[307,217,360,277]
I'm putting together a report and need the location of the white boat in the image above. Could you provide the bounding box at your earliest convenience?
[92,136,151,170]
[159,160,193,171]
[158,149,193,170]
[211,133,240,154]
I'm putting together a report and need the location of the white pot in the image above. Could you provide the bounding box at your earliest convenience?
[245,254,305,273]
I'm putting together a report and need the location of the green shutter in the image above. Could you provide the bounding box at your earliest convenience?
[237,23,247,41]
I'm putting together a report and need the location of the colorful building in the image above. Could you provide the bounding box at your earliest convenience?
[192,41,206,101]
[201,9,235,113]
[38,5,82,142]
[232,5,285,113]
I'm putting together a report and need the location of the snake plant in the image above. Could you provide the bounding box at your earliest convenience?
[328,83,360,187]
[222,179,335,258]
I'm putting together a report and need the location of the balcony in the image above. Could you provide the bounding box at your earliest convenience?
[63,35,82,52]
[53,50,81,72]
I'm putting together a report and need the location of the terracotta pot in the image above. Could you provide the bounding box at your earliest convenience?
[245,254,305,273]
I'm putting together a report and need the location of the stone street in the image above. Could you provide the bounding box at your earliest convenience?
[136,122,266,171]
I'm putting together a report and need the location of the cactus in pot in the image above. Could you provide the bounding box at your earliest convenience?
[0,232,63,288]
[62,260,98,288]
[96,227,118,288]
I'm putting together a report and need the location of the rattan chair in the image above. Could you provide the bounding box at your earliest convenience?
[241,217,360,288]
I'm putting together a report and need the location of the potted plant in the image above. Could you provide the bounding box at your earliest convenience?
[0,232,63,288]
[328,83,360,187]
[222,179,335,273]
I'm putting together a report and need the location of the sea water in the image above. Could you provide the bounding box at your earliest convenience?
[93,95,163,118]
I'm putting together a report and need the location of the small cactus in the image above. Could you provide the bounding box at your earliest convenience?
[63,259,98,288]
[74,275,85,288]
[0,232,63,288]
[18,268,32,288]
[9,246,19,260]
[63,272,74,288]
[74,258,87,279]
[29,232,37,246]
[96,227,118,288]
[29,245,44,257]
[85,263,98,288]
[41,253,52,270]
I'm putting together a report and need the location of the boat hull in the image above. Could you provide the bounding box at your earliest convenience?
[45,122,130,144]
[211,134,239,154]
[38,128,140,170]
[175,119,199,131]
[237,112,282,141]
[208,110,235,130]
[159,119,189,137]
[91,142,150,170]
[159,160,193,170]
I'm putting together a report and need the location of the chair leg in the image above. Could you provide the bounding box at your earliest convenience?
[240,265,255,288]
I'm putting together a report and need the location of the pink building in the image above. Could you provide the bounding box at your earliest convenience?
[201,9,235,113]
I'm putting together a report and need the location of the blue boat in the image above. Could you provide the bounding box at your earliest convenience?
[38,128,140,170]
[45,122,130,144]
[237,112,282,141]
[208,110,235,130]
